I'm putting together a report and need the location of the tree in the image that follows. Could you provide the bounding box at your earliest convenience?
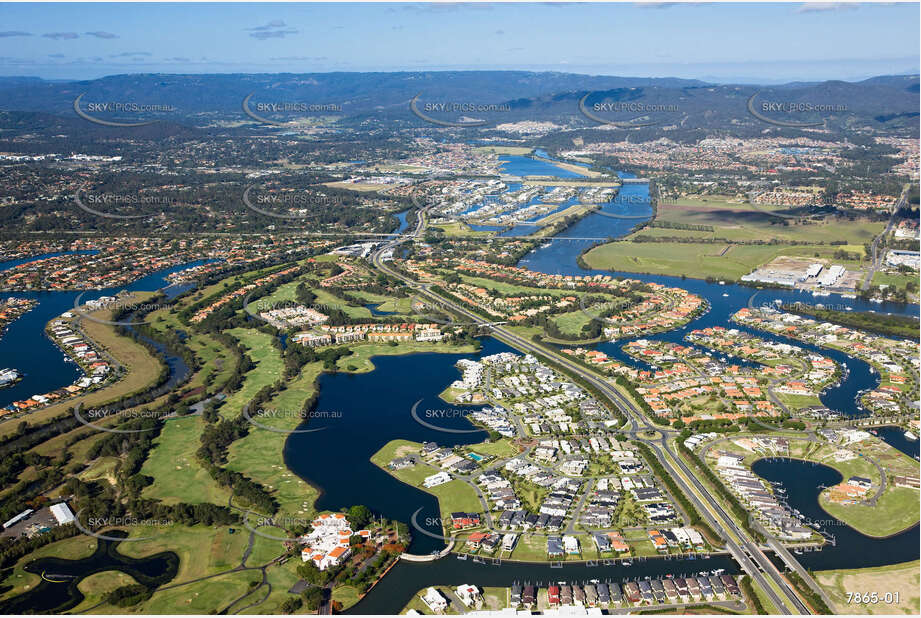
[296,560,329,585]
[280,596,303,614]
[302,587,324,611]
[347,505,373,529]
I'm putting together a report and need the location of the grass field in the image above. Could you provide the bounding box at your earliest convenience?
[653,198,884,244]
[117,524,250,584]
[78,455,120,485]
[140,415,232,506]
[434,221,498,238]
[143,570,262,614]
[580,196,884,280]
[70,571,139,613]
[583,240,868,281]
[336,341,479,373]
[331,584,362,611]
[821,486,920,538]
[463,438,519,458]
[225,360,325,519]
[217,328,285,419]
[551,307,595,337]
[872,270,919,293]
[816,560,920,615]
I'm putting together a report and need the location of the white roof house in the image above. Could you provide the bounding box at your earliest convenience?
[50,502,75,526]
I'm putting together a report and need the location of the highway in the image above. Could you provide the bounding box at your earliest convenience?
[368,204,815,614]
[861,185,909,291]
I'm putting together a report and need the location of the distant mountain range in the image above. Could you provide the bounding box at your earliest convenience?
[0,70,916,136]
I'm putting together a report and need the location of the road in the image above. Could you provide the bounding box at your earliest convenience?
[369,204,815,614]
[861,186,908,291]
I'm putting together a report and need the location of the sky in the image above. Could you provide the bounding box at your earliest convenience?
[0,2,918,83]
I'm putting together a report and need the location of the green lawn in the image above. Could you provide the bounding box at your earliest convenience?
[117,524,251,584]
[331,584,362,611]
[551,308,596,337]
[821,486,921,538]
[140,415,232,506]
[583,240,869,281]
[654,197,884,244]
[464,438,519,458]
[218,328,286,419]
[225,361,325,519]
[142,569,262,614]
[336,341,479,373]
[872,270,919,294]
[69,571,141,613]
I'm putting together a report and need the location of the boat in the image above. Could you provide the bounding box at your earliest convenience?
[870,298,883,303]
[722,293,729,297]
[0,368,23,389]
[812,291,830,297]
[905,431,918,441]
[540,242,552,249]
[841,294,856,299]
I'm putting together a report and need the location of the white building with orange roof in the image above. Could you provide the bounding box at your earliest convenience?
[300,512,354,569]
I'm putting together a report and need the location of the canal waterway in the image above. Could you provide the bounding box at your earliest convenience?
[294,170,919,612]
[2,163,917,612]
[0,259,215,409]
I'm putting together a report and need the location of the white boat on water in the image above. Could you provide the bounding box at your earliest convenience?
[905,431,918,441]
[0,368,23,388]
[812,291,830,297]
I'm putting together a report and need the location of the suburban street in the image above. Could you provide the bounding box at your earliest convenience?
[370,211,815,615]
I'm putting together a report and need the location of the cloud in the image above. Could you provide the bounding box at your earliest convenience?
[48,53,66,58]
[250,29,298,39]
[0,31,32,38]
[42,32,79,40]
[110,51,152,58]
[796,3,859,13]
[402,3,493,13]
[84,31,119,39]
[165,56,190,62]
[635,2,704,8]
[270,56,327,61]
[247,19,287,31]
[495,29,505,35]
[246,19,298,39]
